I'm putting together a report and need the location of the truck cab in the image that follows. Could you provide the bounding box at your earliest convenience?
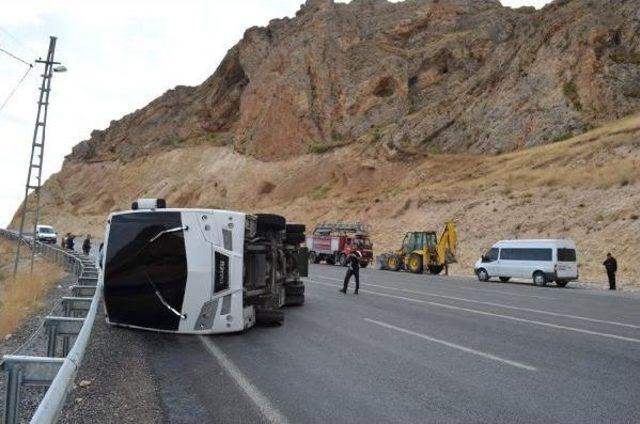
[101,199,307,334]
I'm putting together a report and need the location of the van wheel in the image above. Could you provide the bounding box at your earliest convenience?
[339,253,347,267]
[309,251,318,263]
[499,277,511,282]
[533,271,547,287]
[556,280,568,288]
[477,268,489,282]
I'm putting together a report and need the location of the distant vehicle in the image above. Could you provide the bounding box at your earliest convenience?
[101,198,308,334]
[474,239,578,287]
[377,222,457,275]
[35,224,57,244]
[306,222,373,268]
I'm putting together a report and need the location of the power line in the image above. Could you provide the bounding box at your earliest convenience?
[0,45,33,66]
[0,65,34,113]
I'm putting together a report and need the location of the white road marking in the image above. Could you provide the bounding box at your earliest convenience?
[315,274,556,300]
[309,280,640,344]
[313,276,640,330]
[364,318,537,371]
[199,336,289,424]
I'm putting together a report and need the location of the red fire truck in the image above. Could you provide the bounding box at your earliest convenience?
[306,222,373,268]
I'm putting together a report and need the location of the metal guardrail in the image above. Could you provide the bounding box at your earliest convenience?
[0,228,101,424]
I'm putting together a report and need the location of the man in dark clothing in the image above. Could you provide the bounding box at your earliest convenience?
[65,234,75,251]
[82,235,92,255]
[603,253,618,290]
[340,251,362,294]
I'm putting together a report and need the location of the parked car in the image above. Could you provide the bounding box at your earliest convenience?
[35,225,58,244]
[474,239,578,287]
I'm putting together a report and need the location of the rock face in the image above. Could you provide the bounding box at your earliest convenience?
[67,0,640,162]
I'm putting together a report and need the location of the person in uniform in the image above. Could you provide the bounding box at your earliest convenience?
[340,251,362,294]
[603,252,618,290]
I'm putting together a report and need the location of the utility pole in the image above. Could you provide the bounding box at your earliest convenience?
[12,36,65,278]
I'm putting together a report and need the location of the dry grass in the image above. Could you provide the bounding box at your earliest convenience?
[0,239,64,338]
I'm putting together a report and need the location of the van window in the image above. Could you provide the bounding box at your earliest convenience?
[483,248,499,262]
[500,248,552,261]
[557,248,576,262]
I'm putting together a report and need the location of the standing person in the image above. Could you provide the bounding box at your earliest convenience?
[603,253,618,290]
[340,251,362,294]
[65,233,75,251]
[82,235,92,255]
[60,235,66,248]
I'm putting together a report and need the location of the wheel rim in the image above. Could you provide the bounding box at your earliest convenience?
[388,257,398,269]
[534,274,545,285]
[479,270,487,280]
[409,257,419,270]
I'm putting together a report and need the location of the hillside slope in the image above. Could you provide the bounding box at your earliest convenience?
[16,111,640,287]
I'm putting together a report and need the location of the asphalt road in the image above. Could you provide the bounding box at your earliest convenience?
[70,264,640,423]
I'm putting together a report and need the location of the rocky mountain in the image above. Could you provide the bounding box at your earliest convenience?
[68,0,640,162]
[10,0,640,288]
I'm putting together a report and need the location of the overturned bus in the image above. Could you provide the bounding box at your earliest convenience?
[100,199,308,334]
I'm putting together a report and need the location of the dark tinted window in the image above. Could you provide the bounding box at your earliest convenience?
[484,248,499,262]
[500,248,552,261]
[104,212,187,330]
[557,248,576,262]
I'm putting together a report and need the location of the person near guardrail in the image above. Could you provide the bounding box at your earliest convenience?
[65,233,75,251]
[603,252,618,290]
[82,234,92,255]
[340,251,362,295]
[61,235,66,248]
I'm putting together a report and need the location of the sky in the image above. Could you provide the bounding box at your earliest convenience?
[0,0,552,228]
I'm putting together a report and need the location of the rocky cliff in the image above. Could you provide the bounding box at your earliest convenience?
[67,0,640,162]
[10,0,640,288]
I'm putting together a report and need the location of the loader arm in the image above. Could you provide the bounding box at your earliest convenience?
[435,222,457,265]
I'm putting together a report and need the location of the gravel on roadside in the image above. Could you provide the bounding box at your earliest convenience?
[58,304,164,424]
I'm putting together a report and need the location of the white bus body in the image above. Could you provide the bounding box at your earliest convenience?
[474,239,578,287]
[100,202,307,334]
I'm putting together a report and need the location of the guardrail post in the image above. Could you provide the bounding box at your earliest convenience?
[45,325,57,358]
[1,356,65,424]
[3,367,23,424]
[44,317,84,357]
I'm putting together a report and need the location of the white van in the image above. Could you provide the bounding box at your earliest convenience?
[35,224,57,244]
[474,239,578,287]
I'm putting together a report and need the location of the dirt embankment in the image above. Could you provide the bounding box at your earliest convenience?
[0,239,64,338]
[17,112,640,289]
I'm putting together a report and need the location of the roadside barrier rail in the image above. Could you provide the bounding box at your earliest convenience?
[0,229,101,424]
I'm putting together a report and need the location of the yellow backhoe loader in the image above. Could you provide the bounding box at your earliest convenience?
[376,222,457,275]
